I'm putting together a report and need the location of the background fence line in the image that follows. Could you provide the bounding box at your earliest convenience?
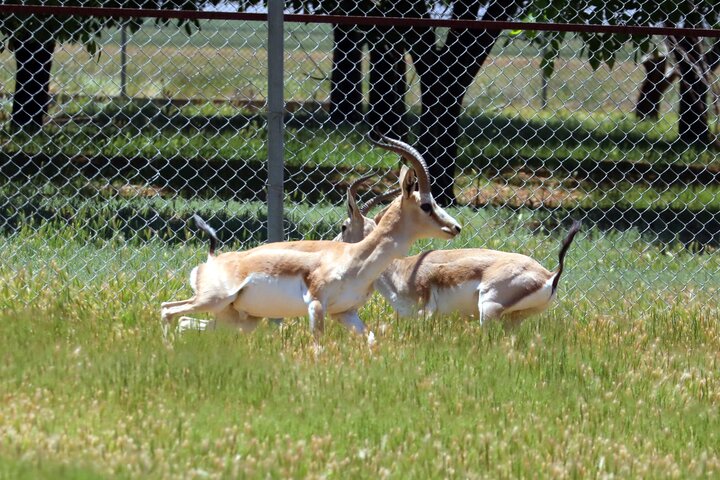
[1,5,719,312]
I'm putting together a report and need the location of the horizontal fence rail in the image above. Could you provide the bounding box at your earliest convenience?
[1,5,720,37]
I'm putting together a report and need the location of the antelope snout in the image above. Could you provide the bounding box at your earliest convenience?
[440,221,462,238]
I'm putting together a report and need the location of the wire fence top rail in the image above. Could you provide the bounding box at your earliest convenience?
[1,5,720,38]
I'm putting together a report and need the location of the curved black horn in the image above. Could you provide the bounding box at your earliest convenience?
[346,173,375,217]
[360,188,401,216]
[368,133,431,196]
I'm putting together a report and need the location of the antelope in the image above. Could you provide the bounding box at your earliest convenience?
[340,174,581,326]
[174,173,386,334]
[160,134,462,343]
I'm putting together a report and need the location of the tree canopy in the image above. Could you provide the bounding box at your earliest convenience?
[0,0,219,131]
[0,0,213,55]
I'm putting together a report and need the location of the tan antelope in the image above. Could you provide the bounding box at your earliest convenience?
[175,173,388,335]
[340,171,581,327]
[160,135,462,343]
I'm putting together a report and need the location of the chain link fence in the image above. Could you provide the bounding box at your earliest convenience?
[1,5,719,311]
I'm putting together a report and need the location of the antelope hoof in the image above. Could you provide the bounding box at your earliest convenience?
[177,317,213,333]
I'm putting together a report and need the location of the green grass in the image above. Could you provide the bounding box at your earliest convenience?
[4,106,720,175]
[0,124,399,171]
[581,182,720,212]
[0,458,108,480]
[0,22,685,119]
[5,94,720,175]
[5,111,720,230]
[1,22,720,476]
[1,214,719,478]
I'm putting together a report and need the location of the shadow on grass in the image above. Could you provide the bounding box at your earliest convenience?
[61,98,679,154]
[3,175,719,252]
[460,113,677,154]
[0,197,339,248]
[547,204,720,251]
[89,111,265,135]
[0,151,360,205]
[2,111,720,251]
[70,109,720,188]
[472,151,720,189]
[294,111,720,188]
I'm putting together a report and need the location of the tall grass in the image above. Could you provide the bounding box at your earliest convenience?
[1,213,719,478]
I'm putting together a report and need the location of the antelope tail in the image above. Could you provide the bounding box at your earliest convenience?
[192,214,219,257]
[551,220,582,295]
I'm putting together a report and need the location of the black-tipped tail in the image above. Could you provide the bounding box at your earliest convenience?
[192,214,219,256]
[551,220,581,295]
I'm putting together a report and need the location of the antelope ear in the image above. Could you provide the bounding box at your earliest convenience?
[399,165,417,199]
[347,191,361,220]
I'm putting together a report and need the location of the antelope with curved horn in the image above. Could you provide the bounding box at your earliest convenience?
[161,134,462,343]
[175,175,398,335]
[175,174,383,334]
[340,179,581,326]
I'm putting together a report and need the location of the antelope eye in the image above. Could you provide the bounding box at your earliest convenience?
[341,225,347,231]
[420,203,431,213]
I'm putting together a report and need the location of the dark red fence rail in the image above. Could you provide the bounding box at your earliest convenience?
[0,5,719,38]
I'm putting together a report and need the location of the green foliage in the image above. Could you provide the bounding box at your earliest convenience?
[525,0,720,69]
[0,0,214,52]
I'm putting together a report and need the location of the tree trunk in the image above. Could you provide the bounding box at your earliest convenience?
[704,38,720,73]
[412,0,520,205]
[673,36,710,148]
[635,54,677,120]
[11,37,56,132]
[329,24,364,125]
[368,42,408,140]
[417,66,465,206]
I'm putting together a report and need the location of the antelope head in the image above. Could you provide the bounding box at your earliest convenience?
[365,134,461,242]
[333,174,380,243]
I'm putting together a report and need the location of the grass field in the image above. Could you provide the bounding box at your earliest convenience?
[3,115,720,231]
[2,19,720,478]
[0,20,674,114]
[1,206,719,478]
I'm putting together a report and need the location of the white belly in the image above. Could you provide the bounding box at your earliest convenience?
[505,277,554,313]
[325,285,372,315]
[426,281,481,317]
[232,274,373,319]
[234,274,309,318]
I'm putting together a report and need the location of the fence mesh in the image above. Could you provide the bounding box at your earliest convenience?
[1,7,719,313]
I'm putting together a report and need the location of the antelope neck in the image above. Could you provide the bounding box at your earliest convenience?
[346,199,413,280]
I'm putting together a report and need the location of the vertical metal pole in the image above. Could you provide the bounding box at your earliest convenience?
[120,21,128,98]
[540,45,548,110]
[267,0,285,242]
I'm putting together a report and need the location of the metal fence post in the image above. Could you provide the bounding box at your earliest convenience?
[267,0,285,242]
[120,21,128,98]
